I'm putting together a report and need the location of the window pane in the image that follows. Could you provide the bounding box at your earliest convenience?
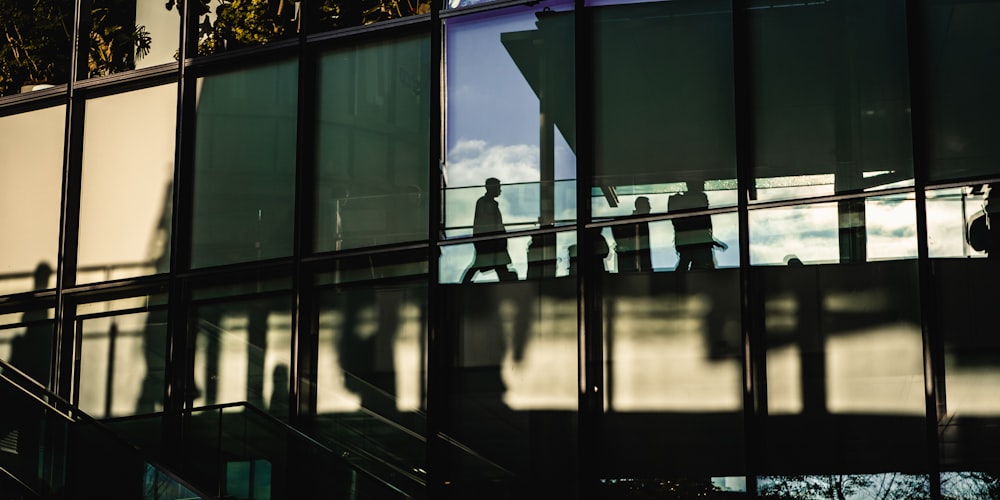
[79,84,176,284]
[0,2,73,96]
[928,184,1000,474]
[192,292,293,418]
[752,202,926,473]
[310,251,427,486]
[749,195,917,266]
[0,107,64,295]
[315,35,430,253]
[748,0,913,202]
[926,186,980,259]
[922,1,1000,182]
[78,308,167,417]
[0,304,55,387]
[600,247,745,482]
[82,0,179,78]
[443,1,577,245]
[440,233,578,497]
[591,0,736,216]
[191,60,297,268]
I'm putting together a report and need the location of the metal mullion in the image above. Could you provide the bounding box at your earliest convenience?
[305,14,433,45]
[575,1,600,499]
[184,39,301,77]
[291,33,318,425]
[904,0,943,497]
[732,0,761,496]
[54,0,86,399]
[426,0,447,496]
[73,304,169,323]
[163,0,197,466]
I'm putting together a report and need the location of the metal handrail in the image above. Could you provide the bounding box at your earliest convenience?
[186,401,418,495]
[0,357,213,499]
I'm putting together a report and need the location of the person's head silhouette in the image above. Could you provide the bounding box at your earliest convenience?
[485,177,502,198]
[33,262,52,290]
[634,196,650,215]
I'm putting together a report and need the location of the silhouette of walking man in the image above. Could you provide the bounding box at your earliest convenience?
[462,178,516,283]
[611,196,653,272]
[669,180,727,271]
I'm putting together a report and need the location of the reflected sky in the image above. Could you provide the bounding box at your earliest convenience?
[444,0,576,189]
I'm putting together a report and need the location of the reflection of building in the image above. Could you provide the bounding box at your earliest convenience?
[1,0,1000,498]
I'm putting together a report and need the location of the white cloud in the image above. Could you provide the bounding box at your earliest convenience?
[445,140,540,188]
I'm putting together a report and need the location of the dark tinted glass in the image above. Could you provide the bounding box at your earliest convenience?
[591,0,736,216]
[751,199,926,475]
[438,230,578,497]
[926,185,1000,480]
[191,292,293,417]
[747,0,913,202]
[0,305,55,387]
[921,1,1000,182]
[599,236,745,485]
[309,251,427,492]
[315,35,430,252]
[191,60,297,268]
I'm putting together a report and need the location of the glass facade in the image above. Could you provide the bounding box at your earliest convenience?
[1,0,1000,498]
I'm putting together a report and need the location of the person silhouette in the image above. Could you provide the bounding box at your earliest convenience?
[9,262,54,385]
[669,181,727,271]
[2,262,53,490]
[268,364,290,417]
[968,183,1000,258]
[611,196,653,272]
[461,178,517,283]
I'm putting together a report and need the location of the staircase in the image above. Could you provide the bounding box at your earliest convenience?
[0,359,207,499]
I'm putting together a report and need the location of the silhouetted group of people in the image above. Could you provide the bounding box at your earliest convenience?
[460,177,728,279]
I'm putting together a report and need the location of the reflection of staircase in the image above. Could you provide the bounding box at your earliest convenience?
[107,402,412,499]
[299,371,530,500]
[0,359,207,499]
[307,409,427,497]
[0,356,414,499]
[303,371,428,498]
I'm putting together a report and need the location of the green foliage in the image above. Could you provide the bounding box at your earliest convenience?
[88,0,152,77]
[0,0,74,94]
[192,0,291,55]
[0,0,150,95]
[316,0,430,30]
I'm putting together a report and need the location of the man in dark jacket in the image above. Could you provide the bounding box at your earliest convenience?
[462,178,516,283]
